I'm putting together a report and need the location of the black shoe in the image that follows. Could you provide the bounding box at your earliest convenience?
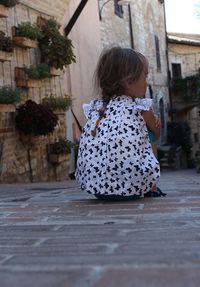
[144,187,166,198]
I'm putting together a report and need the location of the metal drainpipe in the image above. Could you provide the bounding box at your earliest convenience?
[128,4,134,49]
[64,0,89,36]
[163,0,173,122]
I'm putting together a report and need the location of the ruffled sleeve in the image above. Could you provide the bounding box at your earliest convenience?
[83,99,102,119]
[133,98,152,111]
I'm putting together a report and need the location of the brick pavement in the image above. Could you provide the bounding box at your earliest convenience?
[0,169,200,287]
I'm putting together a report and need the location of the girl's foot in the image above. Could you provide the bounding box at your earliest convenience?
[144,187,166,197]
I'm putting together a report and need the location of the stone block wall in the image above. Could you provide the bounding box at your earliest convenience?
[0,0,72,183]
[99,0,170,143]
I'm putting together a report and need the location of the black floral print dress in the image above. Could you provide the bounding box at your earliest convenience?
[75,95,160,198]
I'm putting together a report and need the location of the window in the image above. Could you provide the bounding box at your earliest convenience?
[114,0,123,18]
[155,35,161,72]
[172,63,182,79]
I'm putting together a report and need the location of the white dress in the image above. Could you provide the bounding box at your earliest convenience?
[75,95,160,198]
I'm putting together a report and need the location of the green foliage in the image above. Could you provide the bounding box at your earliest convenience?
[167,121,192,154]
[38,19,76,70]
[49,137,73,154]
[15,100,58,136]
[0,0,17,7]
[24,64,51,80]
[172,71,200,106]
[0,31,14,52]
[16,22,42,40]
[42,94,72,110]
[0,86,20,104]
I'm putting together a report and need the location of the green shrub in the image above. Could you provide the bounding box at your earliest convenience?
[42,94,72,110]
[0,86,20,104]
[39,19,76,69]
[16,22,42,40]
[49,137,73,154]
[0,0,17,7]
[0,31,14,52]
[15,100,58,136]
[24,64,51,80]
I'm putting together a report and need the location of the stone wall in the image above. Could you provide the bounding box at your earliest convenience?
[99,0,170,144]
[168,41,200,156]
[0,0,72,183]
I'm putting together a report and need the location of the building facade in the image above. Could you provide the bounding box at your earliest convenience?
[98,0,170,144]
[167,32,200,158]
[0,0,101,182]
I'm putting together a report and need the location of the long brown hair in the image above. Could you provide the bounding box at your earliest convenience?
[94,46,148,102]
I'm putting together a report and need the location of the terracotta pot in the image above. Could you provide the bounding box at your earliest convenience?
[0,50,12,62]
[0,4,9,18]
[0,104,15,113]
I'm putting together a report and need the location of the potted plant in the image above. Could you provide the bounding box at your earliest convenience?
[15,100,58,144]
[12,21,42,49]
[195,148,200,173]
[42,94,72,111]
[48,137,73,164]
[0,86,20,112]
[38,18,76,70]
[0,0,17,17]
[0,31,13,61]
[15,64,51,88]
[24,63,51,79]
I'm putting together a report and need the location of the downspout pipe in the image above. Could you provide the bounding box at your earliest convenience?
[64,0,89,36]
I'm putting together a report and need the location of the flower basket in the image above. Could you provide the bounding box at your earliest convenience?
[0,31,14,60]
[0,50,12,61]
[0,104,15,113]
[12,26,38,49]
[48,137,72,164]
[38,18,76,70]
[15,67,42,88]
[48,153,70,164]
[0,4,8,17]
[42,94,72,111]
[15,100,58,137]
[0,86,20,110]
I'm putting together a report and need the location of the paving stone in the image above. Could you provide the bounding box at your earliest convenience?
[0,170,200,286]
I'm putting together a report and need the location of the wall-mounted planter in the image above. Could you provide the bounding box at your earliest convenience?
[15,78,41,88]
[0,104,16,113]
[15,67,42,88]
[0,4,9,18]
[50,68,62,77]
[48,153,70,164]
[0,50,12,62]
[12,27,38,49]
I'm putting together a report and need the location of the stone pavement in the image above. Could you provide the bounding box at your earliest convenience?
[0,169,200,287]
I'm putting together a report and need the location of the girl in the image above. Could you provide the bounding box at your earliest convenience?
[75,46,163,200]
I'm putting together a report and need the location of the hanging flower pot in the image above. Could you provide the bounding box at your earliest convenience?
[47,137,72,164]
[0,86,20,113]
[0,50,12,61]
[12,22,42,49]
[48,153,70,164]
[15,67,42,88]
[0,4,9,17]
[15,100,58,139]
[0,31,13,61]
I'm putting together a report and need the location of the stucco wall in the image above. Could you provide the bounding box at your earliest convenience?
[63,0,101,129]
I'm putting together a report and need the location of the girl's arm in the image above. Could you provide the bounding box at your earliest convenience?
[142,108,161,140]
